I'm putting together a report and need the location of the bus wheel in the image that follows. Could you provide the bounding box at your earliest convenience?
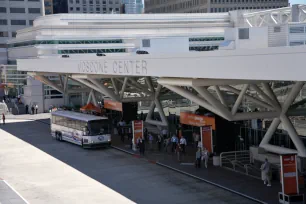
[58,133,62,141]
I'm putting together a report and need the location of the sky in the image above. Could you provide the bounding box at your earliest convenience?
[289,0,306,4]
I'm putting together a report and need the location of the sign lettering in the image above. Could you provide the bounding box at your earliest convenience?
[78,60,148,75]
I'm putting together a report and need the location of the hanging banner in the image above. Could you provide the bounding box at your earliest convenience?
[281,154,298,195]
[201,126,213,153]
[104,100,122,112]
[180,112,215,130]
[132,120,143,151]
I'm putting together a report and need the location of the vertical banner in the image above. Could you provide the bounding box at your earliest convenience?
[281,154,299,196]
[201,126,213,153]
[132,120,143,151]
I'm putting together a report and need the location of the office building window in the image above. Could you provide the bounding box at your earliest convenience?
[109,0,113,4]
[274,26,281,32]
[29,20,34,25]
[83,7,87,11]
[290,41,304,46]
[83,0,86,4]
[28,0,40,1]
[76,7,80,11]
[10,8,26,13]
[115,8,119,12]
[11,20,26,25]
[89,0,93,4]
[28,8,40,13]
[290,27,304,33]
[239,28,249,39]
[210,8,213,12]
[102,0,106,4]
[76,0,80,3]
[142,39,150,47]
[109,8,113,11]
[12,32,17,37]
[70,7,73,11]
[69,0,73,3]
[96,7,100,11]
[96,0,99,4]
[0,7,6,13]
[0,19,7,25]
[10,0,24,1]
[0,32,9,37]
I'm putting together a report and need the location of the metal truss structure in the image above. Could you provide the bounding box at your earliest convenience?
[243,4,306,27]
[33,73,169,127]
[158,78,306,157]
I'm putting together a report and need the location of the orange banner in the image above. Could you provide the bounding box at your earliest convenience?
[132,120,143,145]
[104,100,122,112]
[180,112,215,130]
[281,154,298,195]
[201,126,213,152]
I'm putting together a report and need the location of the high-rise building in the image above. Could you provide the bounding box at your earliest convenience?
[144,0,288,13]
[122,0,144,14]
[53,0,69,14]
[0,0,43,64]
[45,0,54,14]
[67,0,122,14]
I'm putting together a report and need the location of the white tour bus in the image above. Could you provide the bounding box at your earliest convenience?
[51,111,111,148]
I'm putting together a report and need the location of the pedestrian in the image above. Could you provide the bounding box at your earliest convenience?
[25,105,28,114]
[138,137,145,155]
[162,128,167,140]
[35,104,38,114]
[148,133,154,150]
[193,132,200,148]
[2,113,5,125]
[118,119,125,143]
[202,148,209,168]
[261,158,272,187]
[176,143,182,162]
[144,128,148,141]
[163,137,170,153]
[195,148,201,168]
[171,134,178,152]
[31,105,34,115]
[180,136,187,155]
[157,134,162,151]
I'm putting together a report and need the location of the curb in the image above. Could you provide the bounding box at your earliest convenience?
[112,145,267,204]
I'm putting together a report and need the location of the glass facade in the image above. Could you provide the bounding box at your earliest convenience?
[58,48,126,54]
[8,39,123,48]
[189,37,225,42]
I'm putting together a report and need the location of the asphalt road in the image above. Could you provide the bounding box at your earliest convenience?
[0,119,257,204]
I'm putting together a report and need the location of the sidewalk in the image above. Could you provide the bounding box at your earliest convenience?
[112,135,301,204]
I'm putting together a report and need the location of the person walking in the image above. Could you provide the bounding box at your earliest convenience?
[202,148,209,168]
[162,129,167,140]
[144,128,148,141]
[176,143,182,162]
[195,148,201,168]
[25,105,29,114]
[180,136,187,155]
[148,133,154,151]
[138,138,145,155]
[193,132,200,148]
[171,134,178,153]
[35,104,38,114]
[157,134,162,152]
[163,137,170,153]
[2,113,5,125]
[261,158,272,187]
[31,105,34,115]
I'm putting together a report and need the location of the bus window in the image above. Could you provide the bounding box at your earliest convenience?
[88,120,110,135]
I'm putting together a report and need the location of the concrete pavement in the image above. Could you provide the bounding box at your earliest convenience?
[0,119,256,204]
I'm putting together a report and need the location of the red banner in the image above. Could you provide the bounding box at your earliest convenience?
[104,100,122,112]
[281,154,298,195]
[132,120,143,146]
[180,112,215,130]
[201,126,213,153]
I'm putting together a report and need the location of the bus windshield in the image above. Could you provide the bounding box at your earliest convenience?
[88,120,110,136]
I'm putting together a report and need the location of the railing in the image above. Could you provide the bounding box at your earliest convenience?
[220,150,261,179]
